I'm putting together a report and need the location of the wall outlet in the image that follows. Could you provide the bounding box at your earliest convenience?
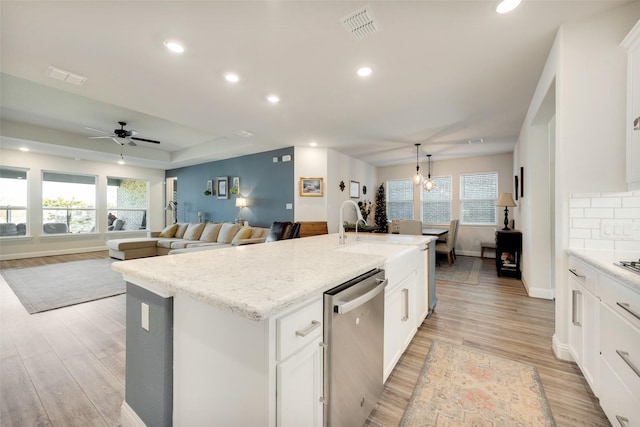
[286,203,293,210]
[282,155,291,162]
[141,302,150,331]
[273,157,278,163]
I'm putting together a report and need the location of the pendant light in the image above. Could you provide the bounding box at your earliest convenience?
[412,143,424,185]
[423,154,436,191]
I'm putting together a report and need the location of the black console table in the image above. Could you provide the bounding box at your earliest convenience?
[495,230,522,279]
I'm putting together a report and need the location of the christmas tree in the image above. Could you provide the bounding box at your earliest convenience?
[374,184,388,233]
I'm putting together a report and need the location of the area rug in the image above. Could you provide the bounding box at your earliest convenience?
[1,258,125,314]
[436,255,482,285]
[401,341,555,427]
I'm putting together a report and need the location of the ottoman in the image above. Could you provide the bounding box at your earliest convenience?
[107,238,158,260]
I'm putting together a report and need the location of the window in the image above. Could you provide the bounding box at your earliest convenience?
[42,172,96,234]
[460,172,498,225]
[107,177,149,231]
[421,176,452,224]
[387,179,413,220]
[0,168,28,236]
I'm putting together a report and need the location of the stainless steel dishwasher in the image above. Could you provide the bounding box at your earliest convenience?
[324,268,387,427]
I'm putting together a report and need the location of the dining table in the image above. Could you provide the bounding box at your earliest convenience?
[422,228,448,238]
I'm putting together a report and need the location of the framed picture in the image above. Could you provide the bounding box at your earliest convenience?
[299,177,323,197]
[520,166,524,198]
[514,176,519,201]
[350,180,360,198]
[231,177,240,195]
[206,180,213,196]
[217,176,228,199]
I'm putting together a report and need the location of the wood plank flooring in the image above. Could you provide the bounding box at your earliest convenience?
[0,253,609,426]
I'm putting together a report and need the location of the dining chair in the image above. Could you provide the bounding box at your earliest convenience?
[435,219,459,265]
[398,220,423,235]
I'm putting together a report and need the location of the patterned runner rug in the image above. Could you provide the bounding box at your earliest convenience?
[436,256,482,285]
[401,341,555,426]
[1,258,125,314]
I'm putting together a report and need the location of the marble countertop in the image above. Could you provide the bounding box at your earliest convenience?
[567,248,640,293]
[112,233,433,321]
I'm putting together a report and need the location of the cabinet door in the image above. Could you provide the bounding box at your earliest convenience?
[568,276,584,366]
[384,271,417,381]
[277,338,323,427]
[582,289,599,393]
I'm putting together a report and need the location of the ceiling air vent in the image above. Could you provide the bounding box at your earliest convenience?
[341,6,381,40]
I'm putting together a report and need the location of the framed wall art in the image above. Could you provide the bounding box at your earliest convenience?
[231,177,240,195]
[217,176,229,199]
[299,177,323,197]
[350,180,360,198]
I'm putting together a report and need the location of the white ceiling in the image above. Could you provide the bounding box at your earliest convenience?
[0,0,628,170]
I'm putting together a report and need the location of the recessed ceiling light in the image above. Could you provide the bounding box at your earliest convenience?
[163,40,185,54]
[19,147,29,152]
[225,73,240,83]
[309,141,318,147]
[496,0,521,14]
[357,67,373,77]
[267,95,280,104]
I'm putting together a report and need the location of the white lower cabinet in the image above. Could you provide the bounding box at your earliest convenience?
[384,270,417,381]
[276,337,323,427]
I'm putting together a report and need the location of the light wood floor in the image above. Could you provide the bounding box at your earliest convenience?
[0,252,609,426]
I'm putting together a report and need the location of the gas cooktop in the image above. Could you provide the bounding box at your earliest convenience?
[616,259,640,275]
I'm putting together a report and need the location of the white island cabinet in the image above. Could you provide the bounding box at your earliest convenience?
[113,233,435,427]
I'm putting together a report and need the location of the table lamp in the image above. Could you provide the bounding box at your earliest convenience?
[235,197,247,224]
[496,193,516,230]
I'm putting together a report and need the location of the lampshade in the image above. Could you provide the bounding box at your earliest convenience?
[423,154,436,192]
[496,193,517,207]
[235,197,247,208]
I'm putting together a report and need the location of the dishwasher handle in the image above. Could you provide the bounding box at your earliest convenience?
[335,279,387,314]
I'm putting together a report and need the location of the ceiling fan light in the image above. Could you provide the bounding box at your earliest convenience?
[496,0,521,14]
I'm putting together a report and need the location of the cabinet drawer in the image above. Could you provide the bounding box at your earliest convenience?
[277,298,323,361]
[599,356,640,427]
[600,304,640,399]
[600,273,640,331]
[568,257,598,296]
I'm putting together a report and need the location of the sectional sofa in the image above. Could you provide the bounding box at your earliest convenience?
[107,222,269,260]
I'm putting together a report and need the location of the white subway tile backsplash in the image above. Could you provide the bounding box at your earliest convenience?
[584,208,614,218]
[591,197,621,208]
[569,192,640,249]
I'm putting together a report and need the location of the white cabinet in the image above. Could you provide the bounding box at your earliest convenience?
[276,337,323,427]
[623,20,640,191]
[384,270,417,381]
[567,257,599,393]
[415,240,436,326]
[598,273,640,427]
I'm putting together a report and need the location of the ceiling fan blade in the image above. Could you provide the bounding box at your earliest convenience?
[128,140,137,147]
[131,136,161,144]
[112,138,124,146]
[84,126,111,134]
[89,136,114,139]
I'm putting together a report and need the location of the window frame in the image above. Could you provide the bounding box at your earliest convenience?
[386,178,414,220]
[106,176,150,232]
[459,171,499,226]
[420,175,452,225]
[41,171,97,235]
[0,167,29,237]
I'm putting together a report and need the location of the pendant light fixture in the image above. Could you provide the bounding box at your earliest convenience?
[423,154,436,191]
[412,143,424,185]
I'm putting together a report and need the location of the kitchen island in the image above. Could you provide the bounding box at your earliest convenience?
[112,232,435,427]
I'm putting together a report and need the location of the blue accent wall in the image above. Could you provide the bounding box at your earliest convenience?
[166,147,294,227]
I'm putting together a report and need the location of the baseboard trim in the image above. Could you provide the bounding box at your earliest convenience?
[0,246,108,261]
[121,401,146,427]
[552,334,573,361]
[522,278,555,300]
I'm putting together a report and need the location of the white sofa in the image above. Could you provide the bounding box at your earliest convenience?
[107,222,269,260]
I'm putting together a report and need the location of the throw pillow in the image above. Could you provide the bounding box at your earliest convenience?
[217,223,241,243]
[174,223,189,239]
[183,223,205,240]
[200,223,223,242]
[158,224,178,238]
[250,227,265,239]
[231,226,253,245]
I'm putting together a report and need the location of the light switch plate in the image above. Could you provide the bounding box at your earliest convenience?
[286,203,293,210]
[600,219,634,240]
[273,157,278,163]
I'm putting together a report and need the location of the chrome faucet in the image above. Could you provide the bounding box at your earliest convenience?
[338,200,365,245]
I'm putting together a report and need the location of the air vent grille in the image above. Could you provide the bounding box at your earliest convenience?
[341,7,381,40]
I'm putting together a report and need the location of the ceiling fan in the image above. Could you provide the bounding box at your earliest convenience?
[85,121,161,146]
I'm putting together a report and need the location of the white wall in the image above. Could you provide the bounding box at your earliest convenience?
[377,152,514,256]
[514,3,640,360]
[0,148,166,260]
[294,147,377,233]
